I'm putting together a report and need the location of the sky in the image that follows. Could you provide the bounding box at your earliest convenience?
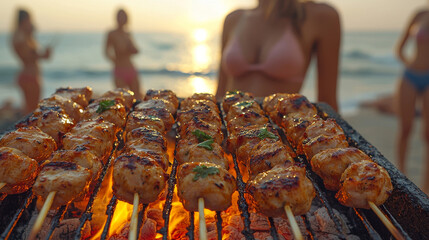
[0,0,427,33]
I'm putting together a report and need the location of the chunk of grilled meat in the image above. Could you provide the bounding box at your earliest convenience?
[262,93,290,113]
[247,164,315,217]
[135,98,175,116]
[126,127,167,151]
[180,99,219,114]
[227,111,269,136]
[38,95,84,122]
[121,146,170,171]
[186,93,217,103]
[302,134,349,160]
[113,154,167,204]
[144,89,179,112]
[177,162,236,212]
[134,101,175,131]
[16,108,74,144]
[179,117,223,145]
[311,147,371,191]
[101,88,136,110]
[281,116,316,148]
[83,99,127,127]
[226,100,264,122]
[336,160,393,209]
[227,124,279,153]
[0,147,39,195]
[33,162,92,209]
[54,86,93,107]
[177,105,222,130]
[274,94,318,124]
[49,149,102,183]
[0,126,57,162]
[222,91,254,113]
[302,118,345,143]
[247,139,294,179]
[69,119,118,142]
[176,140,229,169]
[125,111,166,134]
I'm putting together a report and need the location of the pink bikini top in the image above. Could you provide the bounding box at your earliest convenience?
[222,27,305,82]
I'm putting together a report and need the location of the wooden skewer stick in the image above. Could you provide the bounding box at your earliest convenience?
[198,197,208,240]
[29,191,56,240]
[0,182,5,190]
[368,201,404,240]
[284,204,303,240]
[129,193,139,240]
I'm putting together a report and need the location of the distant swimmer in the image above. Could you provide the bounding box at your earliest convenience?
[105,8,142,99]
[11,8,52,114]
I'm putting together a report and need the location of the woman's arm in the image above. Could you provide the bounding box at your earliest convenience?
[216,10,242,99]
[396,11,421,65]
[314,4,341,111]
[128,34,139,55]
[104,32,115,62]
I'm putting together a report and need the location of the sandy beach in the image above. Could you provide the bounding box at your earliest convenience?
[343,107,427,193]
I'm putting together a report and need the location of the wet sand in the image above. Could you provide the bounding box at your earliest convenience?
[343,107,426,193]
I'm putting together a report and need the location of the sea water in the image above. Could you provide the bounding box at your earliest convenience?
[0,31,403,115]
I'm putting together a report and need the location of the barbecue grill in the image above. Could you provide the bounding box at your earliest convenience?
[0,101,428,240]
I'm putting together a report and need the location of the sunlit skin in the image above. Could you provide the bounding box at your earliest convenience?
[395,3,429,194]
[12,9,51,114]
[216,0,340,111]
[105,9,142,100]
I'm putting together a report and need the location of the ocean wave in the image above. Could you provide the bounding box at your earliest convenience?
[344,50,372,59]
[343,50,398,65]
[341,67,399,77]
[0,66,216,81]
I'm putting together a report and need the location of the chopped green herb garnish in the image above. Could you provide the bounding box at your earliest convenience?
[96,100,116,113]
[193,165,220,181]
[197,139,214,150]
[226,90,240,95]
[235,101,253,109]
[257,127,278,140]
[192,130,212,142]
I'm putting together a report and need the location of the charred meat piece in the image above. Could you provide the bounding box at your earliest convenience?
[134,101,175,131]
[126,127,167,151]
[222,90,254,113]
[177,105,222,130]
[54,86,93,107]
[125,111,166,134]
[144,89,179,112]
[274,94,318,124]
[113,154,167,204]
[177,162,236,212]
[0,126,57,162]
[247,139,294,179]
[247,164,315,217]
[135,98,175,116]
[186,93,217,103]
[179,117,223,145]
[176,140,229,169]
[101,88,136,110]
[336,160,393,209]
[121,147,170,171]
[33,162,92,209]
[16,108,74,144]
[83,99,127,127]
[0,147,39,195]
[180,99,219,114]
[227,110,269,135]
[38,95,84,122]
[226,100,264,122]
[262,93,291,113]
[302,134,349,160]
[311,147,371,191]
[227,124,279,153]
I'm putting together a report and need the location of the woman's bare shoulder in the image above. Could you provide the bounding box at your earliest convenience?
[224,9,246,26]
[304,1,340,21]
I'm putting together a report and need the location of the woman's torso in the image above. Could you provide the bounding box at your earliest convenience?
[222,4,318,97]
[409,11,429,71]
[110,30,136,67]
[13,31,40,76]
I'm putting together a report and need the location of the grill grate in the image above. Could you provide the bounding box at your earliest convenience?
[0,101,427,240]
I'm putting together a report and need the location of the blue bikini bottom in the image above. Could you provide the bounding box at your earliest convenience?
[404,69,429,93]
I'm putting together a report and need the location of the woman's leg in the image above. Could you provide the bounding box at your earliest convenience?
[18,75,41,115]
[421,88,429,193]
[396,77,418,174]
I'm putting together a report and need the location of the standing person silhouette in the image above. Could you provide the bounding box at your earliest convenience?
[396,6,429,193]
[216,0,341,111]
[105,8,142,99]
[12,9,52,115]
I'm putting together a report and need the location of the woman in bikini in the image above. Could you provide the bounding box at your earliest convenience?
[105,9,142,99]
[217,0,341,111]
[12,9,51,115]
[396,7,429,193]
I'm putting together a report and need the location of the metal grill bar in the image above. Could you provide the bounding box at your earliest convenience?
[100,196,118,239]
[187,212,195,239]
[215,211,222,240]
[160,150,178,240]
[353,208,383,240]
[379,205,411,239]
[268,217,280,240]
[301,215,317,240]
[0,192,34,240]
[45,204,67,240]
